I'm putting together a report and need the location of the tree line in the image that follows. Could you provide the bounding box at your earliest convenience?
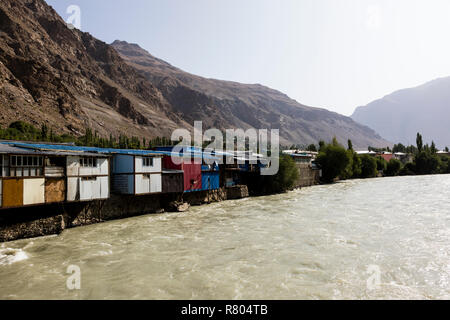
[314,133,450,183]
[0,121,176,149]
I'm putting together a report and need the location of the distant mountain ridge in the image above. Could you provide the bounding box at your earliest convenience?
[0,0,389,148]
[352,77,450,148]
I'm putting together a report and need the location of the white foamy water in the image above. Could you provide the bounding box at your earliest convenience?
[0,175,449,299]
[0,248,29,266]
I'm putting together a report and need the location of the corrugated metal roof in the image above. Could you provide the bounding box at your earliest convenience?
[0,143,107,157]
[0,141,222,160]
[0,142,163,157]
[0,144,37,154]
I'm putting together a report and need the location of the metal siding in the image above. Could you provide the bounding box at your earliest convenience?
[202,172,220,191]
[79,166,93,176]
[162,172,184,193]
[80,179,93,201]
[91,178,101,200]
[183,162,202,192]
[128,175,134,194]
[113,155,133,174]
[135,157,143,173]
[112,174,134,194]
[67,177,79,201]
[136,156,162,173]
[66,156,80,176]
[23,178,45,205]
[99,176,109,199]
[99,158,109,175]
[2,179,23,207]
[150,174,162,193]
[135,174,150,194]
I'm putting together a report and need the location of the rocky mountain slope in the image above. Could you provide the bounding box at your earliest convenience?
[0,0,188,139]
[352,77,450,147]
[112,40,389,147]
[0,0,389,147]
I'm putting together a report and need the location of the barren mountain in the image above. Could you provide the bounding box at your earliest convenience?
[0,0,389,147]
[112,40,389,147]
[0,0,188,139]
[352,77,450,148]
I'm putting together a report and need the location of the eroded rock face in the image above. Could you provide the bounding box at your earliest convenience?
[0,0,182,138]
[112,40,391,148]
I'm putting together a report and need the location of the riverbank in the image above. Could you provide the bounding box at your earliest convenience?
[0,186,249,243]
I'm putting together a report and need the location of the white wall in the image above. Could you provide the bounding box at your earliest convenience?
[23,178,45,205]
[150,174,162,193]
[67,156,109,176]
[67,156,80,176]
[67,177,79,201]
[135,156,162,174]
[68,177,108,201]
[99,176,109,199]
[135,173,162,194]
[66,156,110,201]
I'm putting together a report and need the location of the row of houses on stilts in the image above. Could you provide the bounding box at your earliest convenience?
[0,141,264,210]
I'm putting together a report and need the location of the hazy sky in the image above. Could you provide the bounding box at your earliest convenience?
[47,0,450,116]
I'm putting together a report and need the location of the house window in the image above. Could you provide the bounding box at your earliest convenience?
[0,156,3,177]
[143,157,154,167]
[80,157,98,168]
[9,155,43,177]
[45,156,65,167]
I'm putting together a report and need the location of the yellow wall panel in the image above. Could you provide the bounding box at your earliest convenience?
[2,179,23,208]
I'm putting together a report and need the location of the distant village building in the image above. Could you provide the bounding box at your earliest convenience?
[393,152,414,164]
[377,152,393,162]
[437,150,450,158]
[282,150,320,187]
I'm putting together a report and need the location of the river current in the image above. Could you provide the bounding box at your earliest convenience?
[1,175,449,299]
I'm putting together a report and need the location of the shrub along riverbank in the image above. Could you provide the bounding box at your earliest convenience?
[315,134,450,183]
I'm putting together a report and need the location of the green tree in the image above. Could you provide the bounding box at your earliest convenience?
[430,141,437,154]
[306,144,317,152]
[416,133,423,153]
[375,156,387,173]
[414,151,440,175]
[359,154,378,178]
[385,159,402,176]
[347,139,353,151]
[393,143,406,153]
[318,140,325,152]
[315,141,350,183]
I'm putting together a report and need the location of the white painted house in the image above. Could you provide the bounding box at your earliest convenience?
[66,155,110,202]
[112,153,163,195]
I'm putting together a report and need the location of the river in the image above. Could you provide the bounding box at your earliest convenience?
[0,175,449,299]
